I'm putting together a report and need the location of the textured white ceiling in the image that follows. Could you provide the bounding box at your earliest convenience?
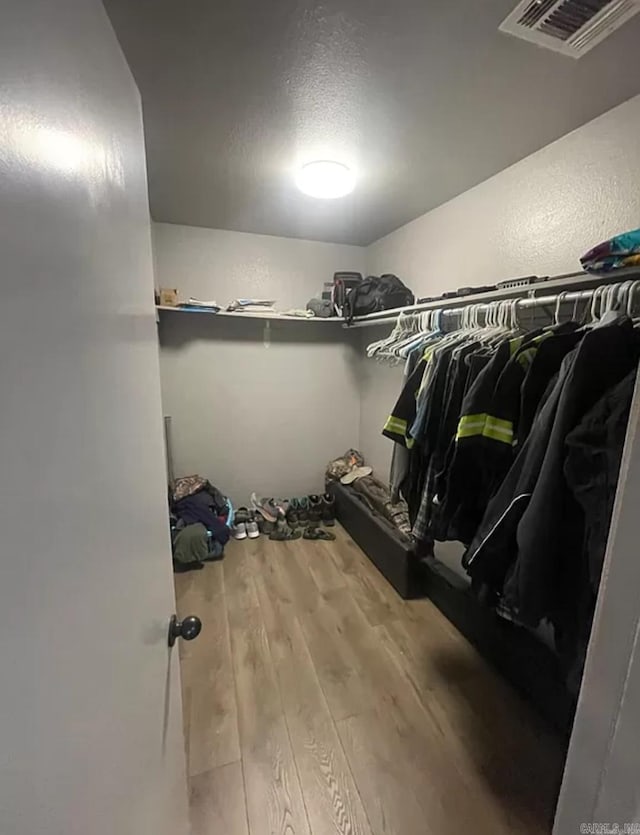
[104,0,640,245]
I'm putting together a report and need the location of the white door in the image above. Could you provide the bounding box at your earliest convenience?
[0,2,189,834]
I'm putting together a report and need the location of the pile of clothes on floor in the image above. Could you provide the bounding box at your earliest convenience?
[169,475,231,572]
[325,449,412,540]
[232,493,337,541]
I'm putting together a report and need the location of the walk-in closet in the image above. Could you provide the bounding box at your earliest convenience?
[158,239,640,835]
[4,2,640,835]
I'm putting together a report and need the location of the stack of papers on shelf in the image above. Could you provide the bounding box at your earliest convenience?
[227,298,276,314]
[178,297,221,312]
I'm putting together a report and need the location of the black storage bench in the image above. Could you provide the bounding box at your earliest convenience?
[328,481,574,734]
[327,481,423,599]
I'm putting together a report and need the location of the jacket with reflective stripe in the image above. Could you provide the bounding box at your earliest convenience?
[438,338,517,543]
[382,357,427,449]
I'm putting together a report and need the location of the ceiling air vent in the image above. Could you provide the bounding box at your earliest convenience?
[499,0,640,57]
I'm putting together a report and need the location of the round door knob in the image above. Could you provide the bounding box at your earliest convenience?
[168,614,202,647]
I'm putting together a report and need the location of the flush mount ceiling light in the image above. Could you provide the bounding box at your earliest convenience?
[296,160,356,199]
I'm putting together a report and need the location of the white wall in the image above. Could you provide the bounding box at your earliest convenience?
[154,223,365,503]
[361,94,640,480]
[153,222,364,309]
[156,94,640,493]
[368,94,640,293]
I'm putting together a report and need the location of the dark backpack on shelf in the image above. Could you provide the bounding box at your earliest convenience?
[343,274,414,324]
[332,272,363,316]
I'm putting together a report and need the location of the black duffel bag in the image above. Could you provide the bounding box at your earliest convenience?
[343,274,414,324]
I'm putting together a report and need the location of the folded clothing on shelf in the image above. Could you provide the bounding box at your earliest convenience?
[581,228,640,273]
[306,298,333,318]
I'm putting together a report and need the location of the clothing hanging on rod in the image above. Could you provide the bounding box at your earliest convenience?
[378,279,640,690]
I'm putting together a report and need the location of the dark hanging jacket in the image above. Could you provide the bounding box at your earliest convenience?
[564,368,637,591]
[438,336,522,543]
[462,350,574,590]
[561,368,637,689]
[503,318,640,628]
[465,318,640,624]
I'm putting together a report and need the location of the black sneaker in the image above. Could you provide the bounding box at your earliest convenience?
[297,496,310,526]
[257,515,276,535]
[321,493,336,526]
[287,499,300,528]
[308,494,323,524]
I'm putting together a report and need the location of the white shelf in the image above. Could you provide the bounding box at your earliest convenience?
[156,305,342,323]
[156,267,640,330]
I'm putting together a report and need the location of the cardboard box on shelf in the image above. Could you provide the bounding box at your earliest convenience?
[159,288,179,307]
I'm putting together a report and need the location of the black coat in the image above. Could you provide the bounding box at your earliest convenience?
[466,319,640,632]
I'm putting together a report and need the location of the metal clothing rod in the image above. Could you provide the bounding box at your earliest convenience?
[351,270,586,322]
[445,288,600,315]
[346,269,640,329]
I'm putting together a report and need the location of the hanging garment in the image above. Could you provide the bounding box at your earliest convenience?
[409,340,478,542]
[564,369,637,590]
[502,318,640,628]
[389,352,421,501]
[453,325,582,516]
[383,308,521,535]
[463,352,575,592]
[559,369,637,691]
[517,328,585,445]
[461,318,638,629]
[436,334,529,543]
[378,294,639,691]
[383,356,428,449]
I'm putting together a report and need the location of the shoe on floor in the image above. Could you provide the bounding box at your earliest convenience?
[246,514,260,539]
[232,521,247,540]
[297,496,310,526]
[235,505,251,524]
[340,465,372,485]
[303,524,336,541]
[308,494,323,524]
[321,493,336,526]
[278,498,290,515]
[250,493,279,523]
[269,518,302,541]
[257,516,276,535]
[286,498,300,528]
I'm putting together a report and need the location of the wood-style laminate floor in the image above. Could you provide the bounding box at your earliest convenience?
[175,524,564,835]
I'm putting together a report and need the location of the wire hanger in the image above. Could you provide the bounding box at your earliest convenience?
[554,291,569,326]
